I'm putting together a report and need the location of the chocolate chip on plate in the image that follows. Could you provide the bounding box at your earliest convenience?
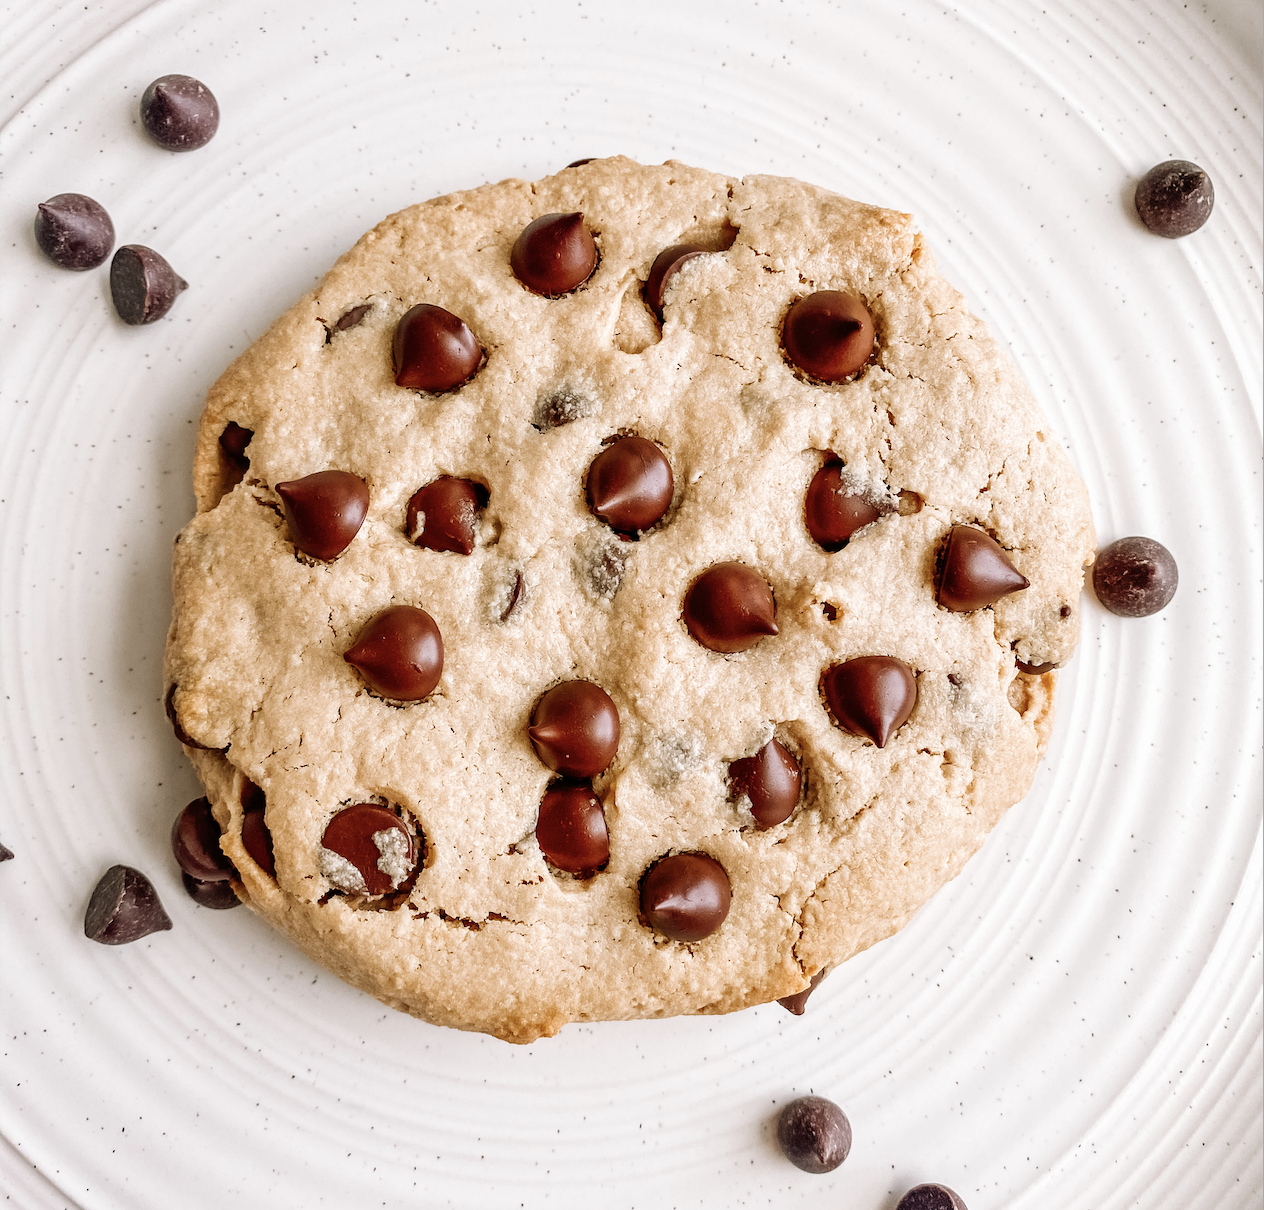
[536,781,609,876]
[683,562,778,653]
[1134,160,1214,238]
[511,212,597,295]
[639,852,731,941]
[782,290,875,381]
[936,526,1029,612]
[528,680,621,779]
[643,243,707,318]
[275,469,370,561]
[1091,536,1178,616]
[109,244,187,324]
[896,1184,969,1210]
[33,193,115,270]
[728,738,801,828]
[805,458,883,551]
[321,804,416,896]
[586,436,674,535]
[181,872,241,909]
[822,656,917,748]
[140,74,220,151]
[240,781,275,878]
[84,865,173,945]
[777,969,827,1016]
[406,477,487,555]
[219,421,253,472]
[0,841,14,863]
[171,796,235,883]
[393,303,482,391]
[344,606,444,701]
[776,1095,852,1173]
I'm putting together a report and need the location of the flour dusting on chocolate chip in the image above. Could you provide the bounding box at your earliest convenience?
[165,158,1094,1042]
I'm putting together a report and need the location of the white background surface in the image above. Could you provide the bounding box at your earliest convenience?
[1,2,1260,1207]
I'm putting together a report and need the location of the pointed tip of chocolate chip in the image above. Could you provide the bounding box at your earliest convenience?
[776,968,827,1015]
[84,865,173,944]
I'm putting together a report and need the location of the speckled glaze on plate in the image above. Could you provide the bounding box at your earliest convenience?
[0,2,1259,1208]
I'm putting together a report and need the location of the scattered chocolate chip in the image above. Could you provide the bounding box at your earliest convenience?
[536,781,609,876]
[639,852,731,941]
[821,602,838,621]
[406,477,486,554]
[344,605,444,701]
[181,872,240,909]
[33,193,114,270]
[1015,658,1058,675]
[565,158,597,167]
[321,804,416,896]
[334,303,371,332]
[728,738,801,828]
[140,74,219,150]
[644,243,707,318]
[84,865,173,945]
[498,569,525,622]
[822,656,918,748]
[171,797,235,882]
[897,1184,969,1210]
[1134,160,1214,238]
[511,212,597,295]
[805,459,882,550]
[782,291,875,382]
[1092,536,1178,616]
[219,422,253,472]
[776,1096,852,1174]
[936,526,1029,612]
[240,787,275,878]
[529,680,621,778]
[586,436,674,535]
[109,244,187,325]
[683,562,778,653]
[578,531,630,600]
[532,385,590,430]
[0,841,13,862]
[777,969,827,1015]
[275,469,370,561]
[393,303,481,391]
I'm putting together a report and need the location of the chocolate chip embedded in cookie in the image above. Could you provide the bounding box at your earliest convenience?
[782,290,874,381]
[393,304,481,391]
[683,563,778,653]
[728,738,802,828]
[276,470,369,561]
[535,782,609,877]
[406,477,487,554]
[822,656,918,748]
[528,680,620,779]
[936,526,1029,611]
[344,606,443,701]
[639,852,731,941]
[586,436,673,536]
[511,212,598,295]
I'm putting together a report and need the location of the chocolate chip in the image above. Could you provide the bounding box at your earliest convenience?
[644,243,707,318]
[896,1184,969,1210]
[344,605,444,701]
[777,969,827,1015]
[84,865,173,945]
[109,244,187,325]
[321,804,416,896]
[936,526,1029,612]
[529,680,621,778]
[219,422,253,472]
[1135,160,1214,238]
[639,852,731,941]
[805,459,882,550]
[586,437,674,535]
[275,469,370,561]
[536,781,609,876]
[683,562,778,653]
[1015,658,1058,675]
[240,784,275,878]
[171,797,234,882]
[33,193,114,270]
[532,385,591,430]
[577,531,630,600]
[565,158,597,167]
[140,74,219,151]
[0,841,14,862]
[1092,536,1178,616]
[776,1096,852,1174]
[782,291,875,381]
[393,303,481,391]
[406,477,486,554]
[181,872,241,909]
[822,656,918,748]
[728,738,801,828]
[334,303,371,332]
[497,569,525,622]
[511,212,597,295]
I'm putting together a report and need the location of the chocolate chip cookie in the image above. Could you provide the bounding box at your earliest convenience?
[164,157,1094,1042]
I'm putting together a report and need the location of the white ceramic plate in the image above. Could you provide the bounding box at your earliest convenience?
[1,2,1260,1206]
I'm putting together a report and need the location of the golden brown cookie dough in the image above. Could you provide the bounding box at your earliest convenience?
[164,158,1094,1042]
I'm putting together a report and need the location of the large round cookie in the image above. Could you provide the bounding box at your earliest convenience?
[164,157,1094,1043]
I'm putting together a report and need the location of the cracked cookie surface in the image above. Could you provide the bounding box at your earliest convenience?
[164,158,1094,1042]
